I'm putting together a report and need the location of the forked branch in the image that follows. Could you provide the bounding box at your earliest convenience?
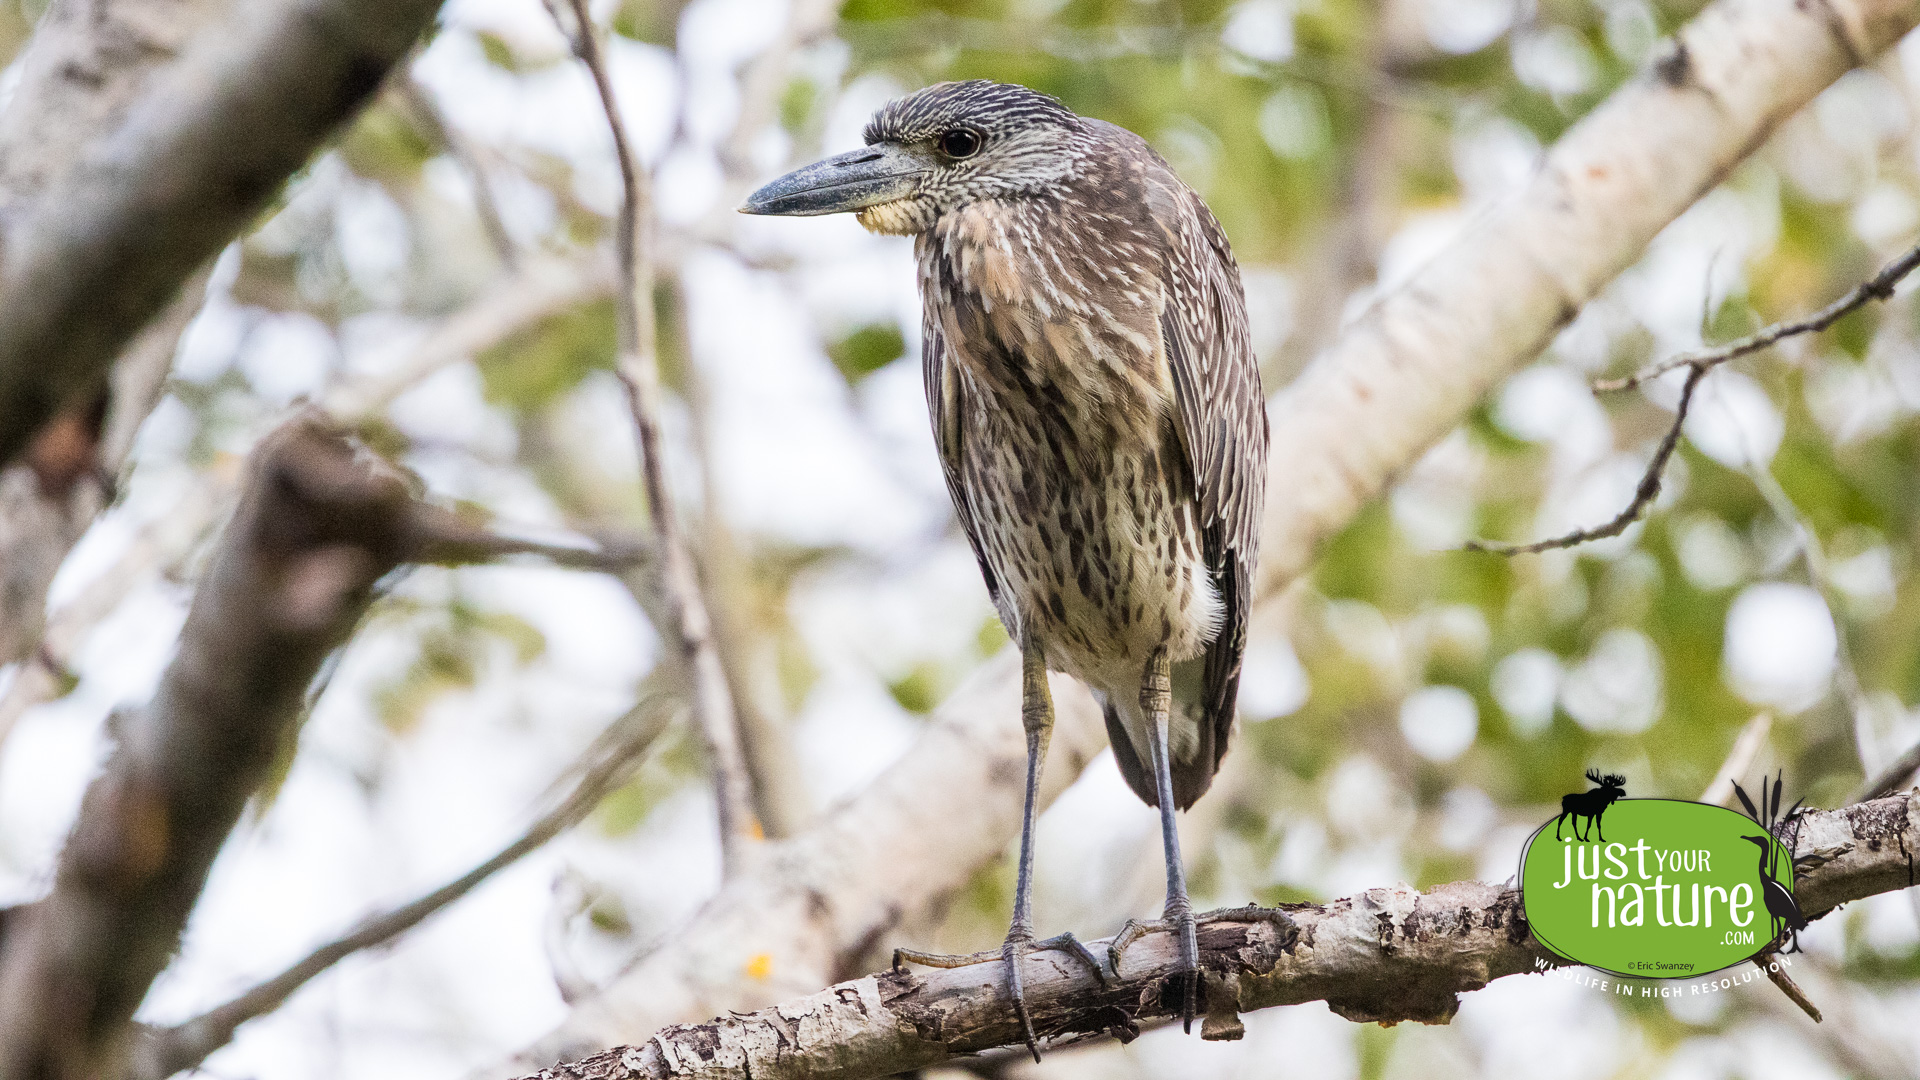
[1467,241,1920,555]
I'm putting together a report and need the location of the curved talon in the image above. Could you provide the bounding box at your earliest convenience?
[1004,934,1041,1063]
[1170,904,1199,1032]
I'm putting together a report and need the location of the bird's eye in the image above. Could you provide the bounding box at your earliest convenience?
[939,129,982,159]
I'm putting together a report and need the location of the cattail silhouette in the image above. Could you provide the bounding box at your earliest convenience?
[1733,770,1808,953]
[1554,769,1626,842]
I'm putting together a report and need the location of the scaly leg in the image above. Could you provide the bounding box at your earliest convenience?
[1141,648,1203,1032]
[890,644,1104,1062]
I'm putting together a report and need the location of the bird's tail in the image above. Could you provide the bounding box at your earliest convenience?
[1100,661,1220,811]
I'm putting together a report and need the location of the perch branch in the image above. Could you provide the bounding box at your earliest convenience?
[558,0,759,871]
[519,794,1920,1080]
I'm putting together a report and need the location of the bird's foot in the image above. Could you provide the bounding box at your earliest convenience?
[1108,907,1201,1032]
[894,930,1107,1064]
[1106,905,1298,1033]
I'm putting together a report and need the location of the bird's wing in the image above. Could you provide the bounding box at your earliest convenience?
[923,311,1005,618]
[1150,179,1269,804]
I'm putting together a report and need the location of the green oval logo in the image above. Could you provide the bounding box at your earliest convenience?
[1520,799,1795,978]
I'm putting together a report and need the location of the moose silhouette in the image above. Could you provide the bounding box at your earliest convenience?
[1554,769,1626,842]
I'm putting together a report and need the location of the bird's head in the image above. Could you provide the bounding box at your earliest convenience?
[740,80,1088,236]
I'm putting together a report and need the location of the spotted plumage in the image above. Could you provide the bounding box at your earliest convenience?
[742,78,1272,1050]
[887,83,1267,810]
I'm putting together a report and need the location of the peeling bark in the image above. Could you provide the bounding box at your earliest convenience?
[523,794,1920,1080]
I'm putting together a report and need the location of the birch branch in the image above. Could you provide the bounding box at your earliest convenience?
[0,0,447,468]
[520,794,1920,1080]
[1255,0,1920,591]
[489,0,1920,1070]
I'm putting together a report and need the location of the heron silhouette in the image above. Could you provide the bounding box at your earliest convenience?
[1731,770,1808,953]
[1741,834,1808,951]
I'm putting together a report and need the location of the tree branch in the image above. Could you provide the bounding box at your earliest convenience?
[557,0,760,871]
[0,0,447,468]
[0,412,423,1079]
[518,794,1920,1080]
[1258,0,1919,588]
[0,409,659,1078]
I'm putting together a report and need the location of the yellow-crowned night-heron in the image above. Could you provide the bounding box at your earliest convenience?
[743,80,1283,1054]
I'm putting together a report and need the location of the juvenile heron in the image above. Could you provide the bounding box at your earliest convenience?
[744,80,1280,1051]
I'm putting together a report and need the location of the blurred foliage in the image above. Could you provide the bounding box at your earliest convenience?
[370,594,548,735]
[826,323,907,383]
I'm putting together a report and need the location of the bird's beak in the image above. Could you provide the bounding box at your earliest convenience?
[740,144,928,217]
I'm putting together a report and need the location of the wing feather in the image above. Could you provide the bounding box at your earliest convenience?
[923,313,1005,620]
[1152,183,1268,807]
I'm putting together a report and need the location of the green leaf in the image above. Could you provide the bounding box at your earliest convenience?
[826,323,907,383]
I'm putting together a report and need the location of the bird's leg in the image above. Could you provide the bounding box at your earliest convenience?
[891,645,1104,1063]
[1144,648,1202,1031]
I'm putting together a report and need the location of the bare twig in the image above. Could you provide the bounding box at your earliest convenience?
[1758,954,1822,1022]
[406,509,651,572]
[1467,239,1920,556]
[557,0,759,870]
[1855,741,1920,802]
[128,688,681,1080]
[1595,242,1920,392]
[520,794,1920,1080]
[1465,362,1707,554]
[397,74,519,270]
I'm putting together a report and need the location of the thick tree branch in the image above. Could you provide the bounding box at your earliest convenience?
[520,794,1920,1080]
[0,411,653,1079]
[0,413,422,1080]
[0,0,447,467]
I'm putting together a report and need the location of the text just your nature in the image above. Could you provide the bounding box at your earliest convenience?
[1552,837,1757,933]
